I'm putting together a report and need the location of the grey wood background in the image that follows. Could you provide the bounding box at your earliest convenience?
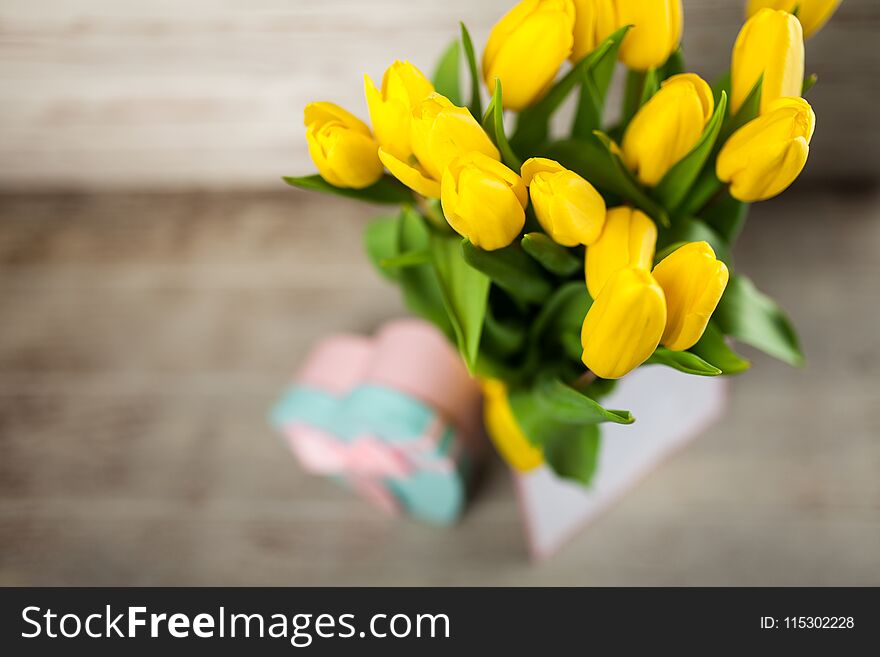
[0,0,877,191]
[1,0,878,586]
[1,185,878,585]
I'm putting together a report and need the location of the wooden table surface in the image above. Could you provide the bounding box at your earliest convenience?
[1,186,878,585]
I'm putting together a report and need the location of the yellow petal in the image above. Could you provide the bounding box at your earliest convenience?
[384,60,435,108]
[731,8,804,114]
[571,0,617,62]
[411,93,500,182]
[304,102,383,189]
[481,379,543,471]
[365,74,411,161]
[746,0,841,38]
[585,207,657,299]
[622,73,714,186]
[717,96,814,202]
[614,0,683,71]
[483,0,575,110]
[527,164,606,247]
[521,156,566,184]
[304,102,372,136]
[379,148,441,198]
[581,267,667,379]
[441,152,526,251]
[652,241,729,351]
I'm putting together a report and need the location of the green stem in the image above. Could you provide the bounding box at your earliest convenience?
[620,69,646,129]
[678,171,725,218]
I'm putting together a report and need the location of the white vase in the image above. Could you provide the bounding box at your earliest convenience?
[513,366,728,559]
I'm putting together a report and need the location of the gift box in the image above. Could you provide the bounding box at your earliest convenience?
[270,319,485,525]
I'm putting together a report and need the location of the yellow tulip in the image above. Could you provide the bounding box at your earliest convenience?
[746,0,841,38]
[521,158,606,247]
[651,242,729,351]
[585,207,657,299]
[380,93,500,199]
[731,8,804,115]
[441,152,527,251]
[581,267,667,379]
[481,379,543,471]
[716,97,815,202]
[621,73,714,186]
[304,102,384,189]
[600,0,683,71]
[364,61,435,161]
[483,0,576,111]
[571,0,616,62]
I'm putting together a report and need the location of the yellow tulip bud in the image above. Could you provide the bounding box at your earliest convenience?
[481,379,543,471]
[441,152,527,251]
[364,61,435,162]
[585,207,657,299]
[652,242,729,351]
[716,97,815,202]
[622,73,714,186]
[746,0,841,39]
[304,102,384,189]
[483,0,576,111]
[601,0,683,71]
[731,8,804,115]
[521,158,606,247]
[571,0,616,62]
[380,93,500,199]
[581,267,667,379]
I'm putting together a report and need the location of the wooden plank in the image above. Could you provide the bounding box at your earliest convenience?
[0,189,878,584]
[0,0,876,190]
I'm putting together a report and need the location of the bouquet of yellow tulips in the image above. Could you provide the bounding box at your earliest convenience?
[288,0,839,486]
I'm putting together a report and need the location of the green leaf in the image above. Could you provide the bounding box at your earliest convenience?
[283,174,412,205]
[640,68,660,105]
[379,249,430,270]
[711,71,731,110]
[530,281,592,345]
[515,281,591,374]
[653,240,689,265]
[482,307,527,359]
[620,67,658,130]
[547,132,670,227]
[714,275,804,367]
[511,25,630,155]
[645,347,722,376]
[581,376,618,401]
[690,321,751,375]
[430,235,490,370]
[542,424,601,486]
[802,73,818,95]
[482,79,522,170]
[535,377,634,425]
[654,91,728,213]
[432,39,461,106]
[396,209,455,338]
[661,216,732,267]
[521,232,581,276]
[702,190,748,244]
[364,215,402,280]
[460,23,482,119]
[572,27,628,138]
[507,388,603,485]
[661,48,685,79]
[461,240,552,304]
[560,332,583,362]
[718,75,762,148]
[675,169,724,219]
